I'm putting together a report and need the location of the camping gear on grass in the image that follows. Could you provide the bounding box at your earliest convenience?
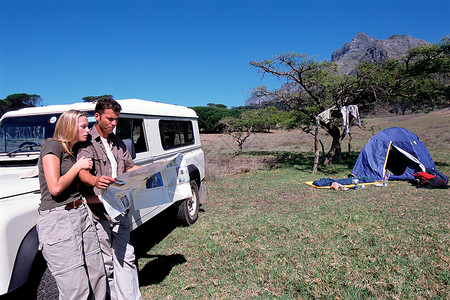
[312,177,374,187]
[413,171,448,189]
[426,168,449,184]
[306,176,378,189]
[351,127,436,181]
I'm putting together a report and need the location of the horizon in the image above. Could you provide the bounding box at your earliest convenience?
[1,0,449,108]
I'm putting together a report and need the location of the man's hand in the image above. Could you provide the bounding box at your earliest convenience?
[126,164,141,172]
[94,175,116,189]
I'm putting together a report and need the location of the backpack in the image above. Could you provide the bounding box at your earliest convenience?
[413,172,448,189]
[426,168,449,184]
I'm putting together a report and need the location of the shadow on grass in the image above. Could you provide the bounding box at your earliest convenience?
[131,208,179,259]
[131,207,187,286]
[246,150,360,175]
[435,161,449,167]
[131,207,207,286]
[138,254,187,285]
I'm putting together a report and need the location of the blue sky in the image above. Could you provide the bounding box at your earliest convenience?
[1,0,448,108]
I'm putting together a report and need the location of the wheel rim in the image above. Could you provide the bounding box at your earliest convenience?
[188,189,198,218]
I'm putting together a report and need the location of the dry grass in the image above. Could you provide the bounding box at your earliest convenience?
[203,108,450,178]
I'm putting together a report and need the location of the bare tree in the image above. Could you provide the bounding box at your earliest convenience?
[250,53,375,167]
[219,117,253,156]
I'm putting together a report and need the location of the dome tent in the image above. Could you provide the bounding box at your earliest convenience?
[351,127,436,181]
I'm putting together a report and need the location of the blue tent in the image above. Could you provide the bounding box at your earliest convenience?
[352,127,436,181]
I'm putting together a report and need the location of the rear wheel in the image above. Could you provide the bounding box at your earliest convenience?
[177,180,200,226]
[36,267,58,300]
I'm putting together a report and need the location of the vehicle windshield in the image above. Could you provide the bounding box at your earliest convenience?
[0,113,96,154]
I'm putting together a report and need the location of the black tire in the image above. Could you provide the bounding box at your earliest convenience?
[176,180,200,226]
[36,267,58,300]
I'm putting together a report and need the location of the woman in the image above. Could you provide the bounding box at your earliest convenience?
[37,110,106,300]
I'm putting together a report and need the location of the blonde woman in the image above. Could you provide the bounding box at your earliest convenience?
[37,110,106,300]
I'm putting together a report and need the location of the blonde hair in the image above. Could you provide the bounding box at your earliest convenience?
[52,110,88,154]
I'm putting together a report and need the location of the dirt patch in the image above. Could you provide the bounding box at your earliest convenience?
[204,154,277,180]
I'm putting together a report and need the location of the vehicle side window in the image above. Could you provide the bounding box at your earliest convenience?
[159,120,194,150]
[116,118,147,153]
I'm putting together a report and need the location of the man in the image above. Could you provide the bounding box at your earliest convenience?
[76,98,141,300]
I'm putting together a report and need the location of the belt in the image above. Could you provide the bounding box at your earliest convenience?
[65,199,83,210]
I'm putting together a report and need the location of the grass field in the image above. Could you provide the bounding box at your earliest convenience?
[133,108,449,299]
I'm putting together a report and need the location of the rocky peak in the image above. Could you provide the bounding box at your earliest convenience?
[332,32,430,74]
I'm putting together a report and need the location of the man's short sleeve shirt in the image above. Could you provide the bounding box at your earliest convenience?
[75,125,135,196]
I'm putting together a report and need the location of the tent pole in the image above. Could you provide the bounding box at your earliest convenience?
[382,141,393,179]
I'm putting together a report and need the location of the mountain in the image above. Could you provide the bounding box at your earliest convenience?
[246,32,431,106]
[245,82,300,106]
[331,32,431,75]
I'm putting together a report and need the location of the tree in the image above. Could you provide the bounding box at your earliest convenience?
[250,53,372,167]
[82,95,114,102]
[190,106,241,132]
[0,93,43,116]
[358,36,450,114]
[218,107,298,155]
[219,115,253,156]
[207,103,228,109]
[249,38,449,170]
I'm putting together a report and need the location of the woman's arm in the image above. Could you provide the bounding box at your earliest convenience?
[43,154,92,196]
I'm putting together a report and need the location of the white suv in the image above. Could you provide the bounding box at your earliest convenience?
[0,99,207,298]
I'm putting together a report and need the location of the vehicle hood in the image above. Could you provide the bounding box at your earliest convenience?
[0,166,40,199]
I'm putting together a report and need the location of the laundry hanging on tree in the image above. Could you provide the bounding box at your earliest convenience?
[317,105,361,133]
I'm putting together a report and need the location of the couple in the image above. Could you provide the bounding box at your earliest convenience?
[37,98,141,299]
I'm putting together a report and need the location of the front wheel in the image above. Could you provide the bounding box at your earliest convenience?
[176,180,200,226]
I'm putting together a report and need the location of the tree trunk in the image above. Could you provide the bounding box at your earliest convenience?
[402,106,408,115]
[235,142,243,156]
[348,133,352,153]
[320,140,325,163]
[231,131,252,156]
[313,117,320,173]
[323,126,342,166]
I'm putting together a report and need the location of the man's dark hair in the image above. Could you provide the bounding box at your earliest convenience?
[95,97,122,114]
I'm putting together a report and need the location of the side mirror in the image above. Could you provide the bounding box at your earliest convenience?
[123,139,136,160]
